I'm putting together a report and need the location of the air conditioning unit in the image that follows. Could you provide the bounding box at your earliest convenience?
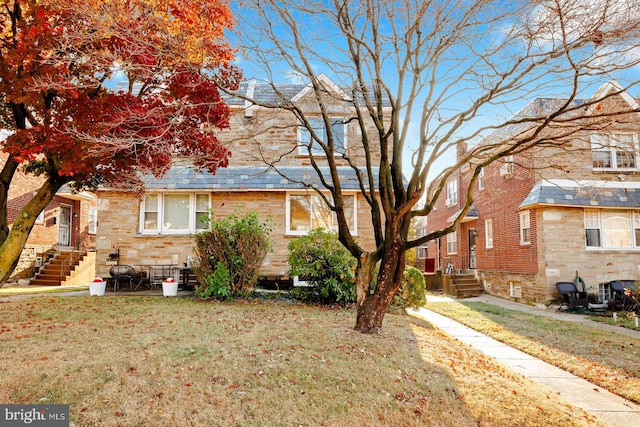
[35,257,43,268]
[509,282,522,298]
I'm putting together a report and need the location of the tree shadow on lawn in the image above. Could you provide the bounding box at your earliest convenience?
[445,301,640,404]
[0,295,603,426]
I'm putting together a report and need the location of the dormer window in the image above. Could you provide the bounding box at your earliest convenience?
[298,118,346,156]
[591,132,638,170]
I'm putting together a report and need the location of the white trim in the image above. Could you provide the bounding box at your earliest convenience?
[285,192,357,236]
[139,192,210,235]
[519,211,531,245]
[592,80,640,119]
[291,74,350,103]
[485,219,493,249]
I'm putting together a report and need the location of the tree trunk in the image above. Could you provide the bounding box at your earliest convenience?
[0,176,67,287]
[354,239,405,334]
[0,155,20,245]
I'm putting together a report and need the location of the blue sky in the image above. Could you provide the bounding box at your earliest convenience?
[229,1,640,180]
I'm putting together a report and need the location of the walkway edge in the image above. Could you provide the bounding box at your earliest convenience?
[408,307,640,427]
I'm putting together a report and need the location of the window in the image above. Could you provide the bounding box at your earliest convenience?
[520,211,531,245]
[88,208,97,234]
[416,247,428,259]
[584,210,601,247]
[446,180,458,206]
[500,155,514,176]
[446,232,457,254]
[298,118,346,156]
[485,219,493,249]
[35,209,45,224]
[140,193,210,234]
[286,193,356,235]
[478,167,485,190]
[591,132,638,170]
[584,209,640,249]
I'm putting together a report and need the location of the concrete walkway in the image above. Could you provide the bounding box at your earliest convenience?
[409,295,640,426]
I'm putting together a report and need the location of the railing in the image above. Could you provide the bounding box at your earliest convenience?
[58,240,89,282]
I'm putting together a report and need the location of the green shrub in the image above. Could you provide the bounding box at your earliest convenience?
[394,265,427,309]
[371,263,427,310]
[193,211,273,300]
[288,229,356,304]
[195,261,232,300]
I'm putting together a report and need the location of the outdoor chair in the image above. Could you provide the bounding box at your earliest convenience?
[109,265,136,292]
[608,280,639,313]
[555,281,588,312]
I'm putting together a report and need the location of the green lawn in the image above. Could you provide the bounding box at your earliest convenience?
[425,300,640,404]
[0,295,605,426]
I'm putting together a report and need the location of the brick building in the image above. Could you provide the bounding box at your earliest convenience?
[95,76,387,284]
[424,81,640,304]
[1,131,97,282]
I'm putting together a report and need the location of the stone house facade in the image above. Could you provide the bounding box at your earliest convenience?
[424,81,640,304]
[95,76,387,284]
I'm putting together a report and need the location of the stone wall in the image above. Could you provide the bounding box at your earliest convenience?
[95,190,378,280]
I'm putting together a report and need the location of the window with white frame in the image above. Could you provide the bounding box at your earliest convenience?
[88,208,97,234]
[591,132,638,170]
[485,219,493,249]
[298,118,346,156]
[446,232,457,254]
[140,193,210,234]
[520,210,531,245]
[446,180,458,206]
[286,193,356,235]
[478,167,485,190]
[500,155,514,176]
[416,247,428,259]
[584,209,640,249]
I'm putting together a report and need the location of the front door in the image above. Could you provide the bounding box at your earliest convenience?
[468,229,477,269]
[59,205,72,247]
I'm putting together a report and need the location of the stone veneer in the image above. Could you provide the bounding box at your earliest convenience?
[95,190,377,280]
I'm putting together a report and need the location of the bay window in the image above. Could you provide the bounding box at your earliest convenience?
[286,193,356,235]
[140,193,210,234]
[584,209,640,249]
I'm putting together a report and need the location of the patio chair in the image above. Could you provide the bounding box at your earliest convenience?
[555,281,588,312]
[109,265,136,292]
[608,280,638,312]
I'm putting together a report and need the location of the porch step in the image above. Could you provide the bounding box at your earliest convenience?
[30,250,87,287]
[447,272,484,298]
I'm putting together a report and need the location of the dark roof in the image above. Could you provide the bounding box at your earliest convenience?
[447,204,479,223]
[143,166,377,191]
[225,80,391,108]
[481,98,587,143]
[521,181,640,208]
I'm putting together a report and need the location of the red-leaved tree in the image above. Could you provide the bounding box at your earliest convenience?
[0,0,241,285]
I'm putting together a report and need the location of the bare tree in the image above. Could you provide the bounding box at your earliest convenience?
[232,0,640,333]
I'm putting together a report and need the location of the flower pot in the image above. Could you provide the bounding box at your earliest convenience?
[89,278,106,296]
[162,278,178,297]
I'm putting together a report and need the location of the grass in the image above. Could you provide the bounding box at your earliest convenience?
[0,284,89,296]
[589,310,640,330]
[424,301,640,404]
[0,294,605,426]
